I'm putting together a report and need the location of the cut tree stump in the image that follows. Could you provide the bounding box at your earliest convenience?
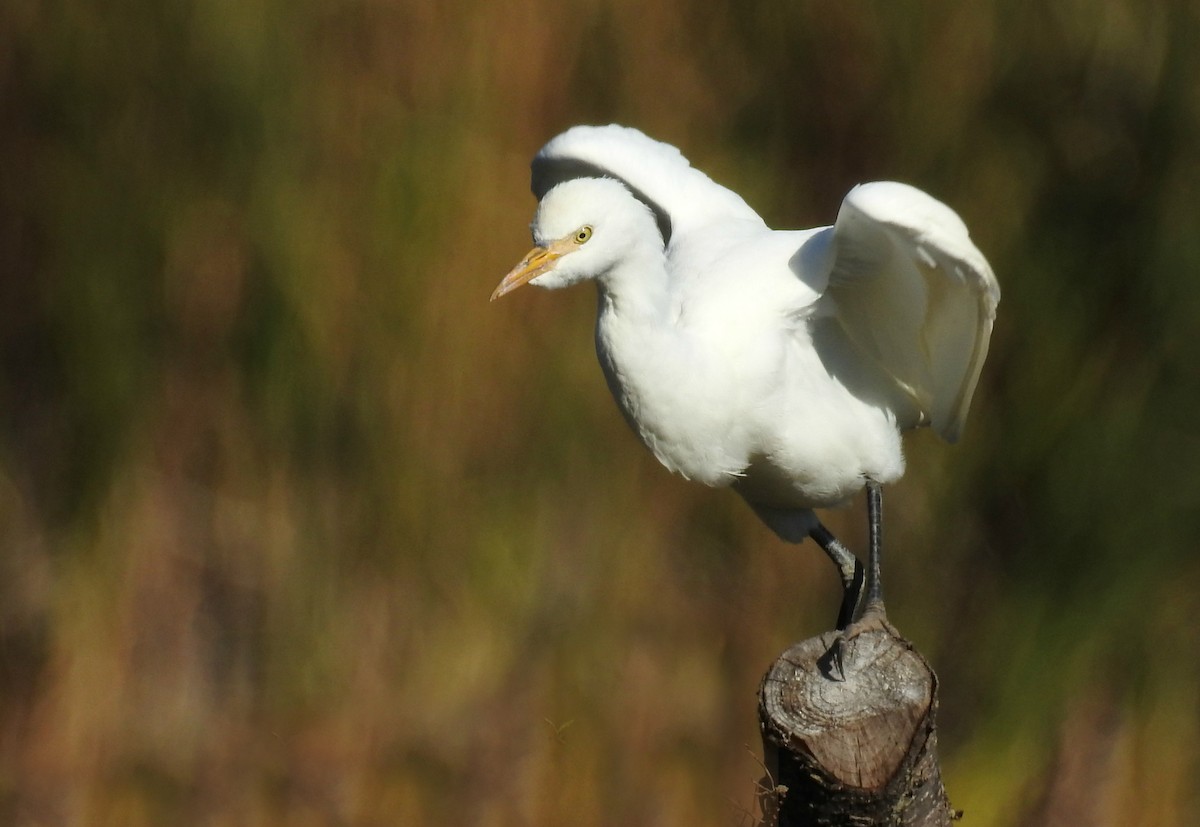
[757,611,959,826]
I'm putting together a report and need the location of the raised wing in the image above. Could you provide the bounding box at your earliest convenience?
[531,125,765,243]
[821,181,999,442]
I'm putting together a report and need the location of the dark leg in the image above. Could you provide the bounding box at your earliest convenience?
[857,480,886,620]
[811,482,888,681]
[808,524,864,631]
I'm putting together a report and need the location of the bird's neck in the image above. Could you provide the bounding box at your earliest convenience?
[591,247,726,486]
[592,245,686,444]
[594,245,671,323]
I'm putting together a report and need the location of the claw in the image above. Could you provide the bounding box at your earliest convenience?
[820,634,849,682]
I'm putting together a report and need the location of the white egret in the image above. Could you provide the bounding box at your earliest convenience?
[492,124,998,641]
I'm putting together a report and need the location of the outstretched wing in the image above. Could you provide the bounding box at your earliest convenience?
[821,181,999,442]
[531,125,765,243]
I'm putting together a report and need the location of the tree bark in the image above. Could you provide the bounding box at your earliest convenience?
[757,613,959,826]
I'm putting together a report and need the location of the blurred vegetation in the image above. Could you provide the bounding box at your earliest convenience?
[1,0,1198,824]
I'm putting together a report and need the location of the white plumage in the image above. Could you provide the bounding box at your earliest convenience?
[493,124,998,626]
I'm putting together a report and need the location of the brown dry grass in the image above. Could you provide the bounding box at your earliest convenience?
[1,0,1198,824]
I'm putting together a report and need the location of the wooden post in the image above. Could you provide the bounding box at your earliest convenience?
[757,612,959,826]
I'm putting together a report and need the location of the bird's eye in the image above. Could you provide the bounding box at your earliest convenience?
[574,226,593,244]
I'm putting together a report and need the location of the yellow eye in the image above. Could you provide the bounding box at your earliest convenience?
[574,226,593,244]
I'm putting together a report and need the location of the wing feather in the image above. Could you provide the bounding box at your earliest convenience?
[531,125,765,242]
[823,181,999,442]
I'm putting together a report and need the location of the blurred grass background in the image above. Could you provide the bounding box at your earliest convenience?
[1,0,1199,824]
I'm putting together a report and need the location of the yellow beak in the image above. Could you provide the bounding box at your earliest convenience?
[490,246,562,301]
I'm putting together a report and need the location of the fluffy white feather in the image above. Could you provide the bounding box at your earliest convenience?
[494,125,999,548]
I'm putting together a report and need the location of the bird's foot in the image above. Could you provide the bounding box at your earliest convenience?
[820,599,892,682]
[819,636,848,682]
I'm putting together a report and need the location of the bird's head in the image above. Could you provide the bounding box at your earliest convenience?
[491,177,660,300]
